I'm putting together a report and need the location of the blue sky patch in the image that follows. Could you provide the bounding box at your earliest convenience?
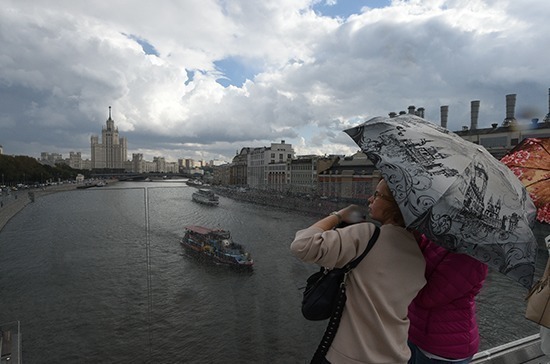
[313,0,390,18]
[124,33,160,56]
[214,57,260,88]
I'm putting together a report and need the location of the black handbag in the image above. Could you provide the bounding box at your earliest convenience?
[301,226,380,321]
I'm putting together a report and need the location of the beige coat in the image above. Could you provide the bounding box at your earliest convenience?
[291,222,426,364]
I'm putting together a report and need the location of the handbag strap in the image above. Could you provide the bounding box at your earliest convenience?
[344,225,380,272]
[310,226,380,364]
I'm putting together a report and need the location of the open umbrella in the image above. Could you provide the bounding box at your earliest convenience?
[344,114,538,288]
[500,137,550,224]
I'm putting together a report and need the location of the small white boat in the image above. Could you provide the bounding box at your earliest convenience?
[192,189,219,206]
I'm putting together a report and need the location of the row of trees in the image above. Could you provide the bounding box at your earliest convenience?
[0,154,90,186]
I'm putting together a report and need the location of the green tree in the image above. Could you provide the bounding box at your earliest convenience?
[0,155,89,186]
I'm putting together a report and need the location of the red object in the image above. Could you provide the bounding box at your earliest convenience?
[501,137,550,223]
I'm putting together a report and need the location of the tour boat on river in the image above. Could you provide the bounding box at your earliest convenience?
[181,225,254,269]
[191,188,219,206]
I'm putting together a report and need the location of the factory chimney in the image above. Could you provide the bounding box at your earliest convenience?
[502,94,517,126]
[544,88,550,124]
[440,105,449,129]
[470,100,480,131]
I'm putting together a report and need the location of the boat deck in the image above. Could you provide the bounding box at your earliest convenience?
[472,334,547,364]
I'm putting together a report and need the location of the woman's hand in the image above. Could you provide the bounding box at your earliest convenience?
[310,204,366,231]
[337,205,366,225]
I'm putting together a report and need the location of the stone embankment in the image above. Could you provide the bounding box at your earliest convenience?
[212,187,365,218]
[0,183,93,232]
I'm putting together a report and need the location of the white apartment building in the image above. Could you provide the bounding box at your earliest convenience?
[247,140,294,190]
[68,152,83,169]
[40,152,64,166]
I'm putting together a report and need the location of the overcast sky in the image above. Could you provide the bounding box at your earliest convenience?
[1,0,549,163]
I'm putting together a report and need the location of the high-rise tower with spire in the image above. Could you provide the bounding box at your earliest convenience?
[90,106,128,170]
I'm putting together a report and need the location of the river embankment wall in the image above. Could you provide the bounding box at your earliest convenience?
[0,181,120,232]
[212,186,364,218]
[0,184,81,231]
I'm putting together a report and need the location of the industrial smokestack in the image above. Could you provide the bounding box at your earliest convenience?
[470,100,480,131]
[503,94,517,126]
[544,88,550,123]
[440,105,449,129]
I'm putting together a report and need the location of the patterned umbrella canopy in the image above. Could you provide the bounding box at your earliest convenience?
[501,137,550,224]
[344,114,538,288]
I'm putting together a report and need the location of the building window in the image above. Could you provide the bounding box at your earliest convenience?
[511,138,519,146]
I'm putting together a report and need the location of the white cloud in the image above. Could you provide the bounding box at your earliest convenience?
[1,0,549,164]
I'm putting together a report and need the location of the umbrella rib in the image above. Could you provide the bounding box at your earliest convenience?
[525,176,550,188]
[537,142,550,156]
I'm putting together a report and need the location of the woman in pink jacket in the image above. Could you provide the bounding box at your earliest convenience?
[407,233,488,364]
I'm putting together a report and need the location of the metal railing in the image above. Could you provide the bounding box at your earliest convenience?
[0,321,21,364]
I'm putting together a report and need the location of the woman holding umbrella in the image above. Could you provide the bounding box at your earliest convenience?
[291,178,426,363]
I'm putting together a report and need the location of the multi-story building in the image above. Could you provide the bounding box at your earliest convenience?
[289,155,338,194]
[153,157,166,173]
[247,140,294,190]
[39,152,64,166]
[132,153,146,173]
[247,147,267,188]
[390,90,550,160]
[81,159,92,170]
[178,158,203,174]
[318,152,379,201]
[452,93,550,159]
[212,163,231,185]
[68,152,83,169]
[91,106,127,171]
[230,148,250,186]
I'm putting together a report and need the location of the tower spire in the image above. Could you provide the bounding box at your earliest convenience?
[108,106,112,119]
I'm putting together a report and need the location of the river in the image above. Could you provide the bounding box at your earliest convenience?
[0,180,548,363]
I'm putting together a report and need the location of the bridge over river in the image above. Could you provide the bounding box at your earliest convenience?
[90,172,191,181]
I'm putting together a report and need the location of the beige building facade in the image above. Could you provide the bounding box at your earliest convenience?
[91,106,127,170]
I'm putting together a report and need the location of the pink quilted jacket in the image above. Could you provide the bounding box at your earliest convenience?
[408,234,488,359]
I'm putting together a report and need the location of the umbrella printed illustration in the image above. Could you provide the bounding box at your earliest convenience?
[501,137,550,224]
[344,115,538,288]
